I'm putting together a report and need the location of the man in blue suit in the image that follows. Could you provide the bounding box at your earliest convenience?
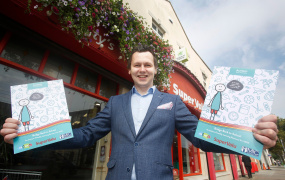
[1,45,278,180]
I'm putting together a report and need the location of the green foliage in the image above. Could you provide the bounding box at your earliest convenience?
[269,117,285,162]
[27,0,174,90]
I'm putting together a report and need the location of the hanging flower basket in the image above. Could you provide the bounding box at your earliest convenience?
[27,0,174,90]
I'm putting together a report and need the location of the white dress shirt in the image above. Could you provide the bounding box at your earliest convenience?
[130,86,155,180]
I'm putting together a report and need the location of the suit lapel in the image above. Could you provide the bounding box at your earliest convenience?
[122,91,136,138]
[137,89,164,137]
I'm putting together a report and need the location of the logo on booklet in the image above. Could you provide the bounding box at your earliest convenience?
[241,146,259,157]
[60,133,72,139]
[21,143,32,149]
[198,132,211,139]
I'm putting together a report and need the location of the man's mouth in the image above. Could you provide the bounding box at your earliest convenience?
[138,75,147,78]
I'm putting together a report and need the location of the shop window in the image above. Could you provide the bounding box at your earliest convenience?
[74,66,98,93]
[0,35,45,71]
[213,153,226,171]
[181,135,201,174]
[43,52,74,83]
[99,77,117,98]
[0,64,107,180]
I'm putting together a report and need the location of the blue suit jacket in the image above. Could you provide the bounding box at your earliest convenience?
[58,89,234,180]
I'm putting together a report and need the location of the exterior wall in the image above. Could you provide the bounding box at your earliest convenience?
[124,0,212,89]
[184,151,208,180]
[214,154,232,180]
[235,155,242,176]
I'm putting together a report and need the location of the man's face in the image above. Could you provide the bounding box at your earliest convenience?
[128,51,157,91]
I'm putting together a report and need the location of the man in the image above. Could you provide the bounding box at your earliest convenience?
[242,155,253,179]
[1,45,278,180]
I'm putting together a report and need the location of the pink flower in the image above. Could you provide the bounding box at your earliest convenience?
[52,6,59,14]
[92,13,96,18]
[88,26,93,31]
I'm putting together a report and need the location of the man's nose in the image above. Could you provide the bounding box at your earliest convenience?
[139,65,146,71]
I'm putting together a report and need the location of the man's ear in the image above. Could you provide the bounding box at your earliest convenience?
[128,70,131,74]
[155,67,158,75]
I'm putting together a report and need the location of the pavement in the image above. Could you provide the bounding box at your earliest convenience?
[239,165,285,180]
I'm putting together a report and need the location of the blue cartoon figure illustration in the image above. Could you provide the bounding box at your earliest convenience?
[208,83,226,120]
[18,99,34,131]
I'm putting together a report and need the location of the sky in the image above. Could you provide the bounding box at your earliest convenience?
[171,0,285,119]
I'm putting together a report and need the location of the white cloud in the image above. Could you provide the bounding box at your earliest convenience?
[279,62,285,72]
[173,0,285,66]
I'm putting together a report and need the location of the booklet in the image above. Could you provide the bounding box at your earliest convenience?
[11,79,73,154]
[194,66,279,160]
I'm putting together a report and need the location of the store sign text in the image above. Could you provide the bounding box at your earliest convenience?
[93,29,115,51]
[173,83,203,110]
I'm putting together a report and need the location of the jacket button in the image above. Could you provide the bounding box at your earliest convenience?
[134,142,138,146]
[127,167,131,172]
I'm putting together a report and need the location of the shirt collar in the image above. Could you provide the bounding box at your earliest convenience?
[132,86,155,96]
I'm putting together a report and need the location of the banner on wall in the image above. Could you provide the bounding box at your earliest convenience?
[11,79,73,154]
[194,66,279,160]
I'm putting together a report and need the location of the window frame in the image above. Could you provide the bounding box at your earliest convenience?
[152,20,164,39]
[214,153,226,172]
[173,131,203,177]
[0,30,123,102]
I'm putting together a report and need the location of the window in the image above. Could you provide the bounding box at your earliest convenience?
[0,35,45,71]
[99,77,117,98]
[202,72,207,81]
[43,52,75,83]
[202,72,207,88]
[0,64,106,180]
[152,21,164,38]
[181,135,201,175]
[74,66,98,93]
[213,153,226,171]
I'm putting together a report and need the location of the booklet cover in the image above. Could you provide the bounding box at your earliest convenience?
[11,79,73,154]
[194,66,279,160]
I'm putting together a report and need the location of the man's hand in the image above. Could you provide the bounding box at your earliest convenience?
[0,118,20,144]
[253,115,278,149]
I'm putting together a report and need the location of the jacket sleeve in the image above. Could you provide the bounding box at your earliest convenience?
[48,96,113,150]
[174,95,237,154]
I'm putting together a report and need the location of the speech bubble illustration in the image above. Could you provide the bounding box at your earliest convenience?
[227,80,244,91]
[29,92,44,101]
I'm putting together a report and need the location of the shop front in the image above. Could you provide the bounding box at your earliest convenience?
[168,62,205,180]
[0,1,132,179]
[0,1,258,180]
